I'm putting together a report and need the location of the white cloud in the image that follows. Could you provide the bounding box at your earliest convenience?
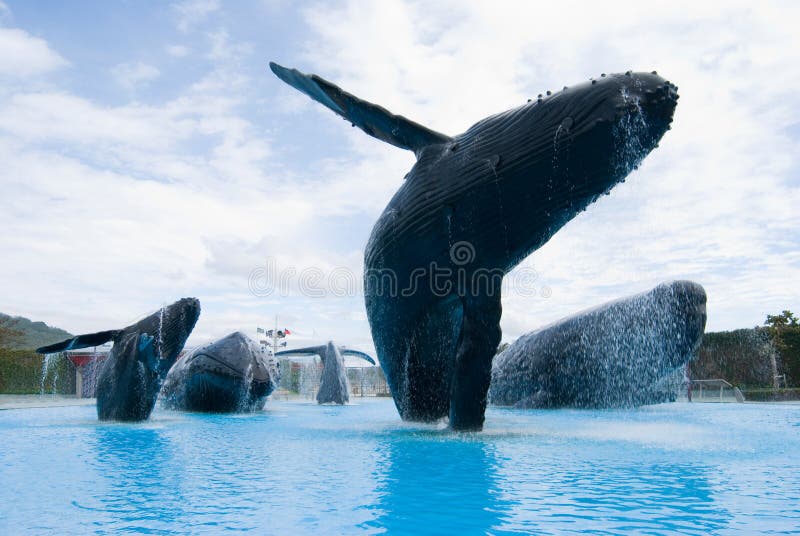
[298,0,800,339]
[1,1,799,354]
[0,28,68,77]
[166,44,190,58]
[0,23,373,345]
[206,29,253,61]
[173,0,220,33]
[111,61,160,91]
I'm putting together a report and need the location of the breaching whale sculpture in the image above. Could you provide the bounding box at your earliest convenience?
[271,63,678,429]
[36,298,200,421]
[275,341,375,404]
[490,281,707,408]
[161,331,278,413]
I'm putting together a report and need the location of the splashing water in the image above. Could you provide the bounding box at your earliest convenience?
[39,353,61,395]
[612,88,649,177]
[491,281,704,409]
[239,363,255,412]
[298,359,322,399]
[157,306,165,358]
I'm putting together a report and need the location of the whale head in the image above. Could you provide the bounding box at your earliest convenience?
[154,298,200,362]
[537,70,678,190]
[491,71,679,268]
[654,280,707,363]
[604,71,678,175]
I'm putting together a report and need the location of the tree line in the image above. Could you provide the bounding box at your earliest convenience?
[691,310,800,389]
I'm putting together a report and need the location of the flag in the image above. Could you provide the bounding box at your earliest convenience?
[284,328,291,335]
[257,327,265,334]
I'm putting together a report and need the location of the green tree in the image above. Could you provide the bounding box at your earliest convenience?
[766,310,798,329]
[764,310,800,388]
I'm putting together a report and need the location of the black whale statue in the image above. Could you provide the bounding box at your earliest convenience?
[271,63,679,429]
[161,331,278,413]
[490,281,707,408]
[275,341,375,405]
[36,298,200,421]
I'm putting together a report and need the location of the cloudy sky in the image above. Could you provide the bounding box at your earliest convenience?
[1,0,798,352]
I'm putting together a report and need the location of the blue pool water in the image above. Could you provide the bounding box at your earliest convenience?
[1,399,799,534]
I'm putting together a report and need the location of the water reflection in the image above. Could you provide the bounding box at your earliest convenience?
[82,424,186,533]
[364,429,513,534]
[3,400,800,534]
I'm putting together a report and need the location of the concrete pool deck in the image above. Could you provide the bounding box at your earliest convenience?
[0,394,96,410]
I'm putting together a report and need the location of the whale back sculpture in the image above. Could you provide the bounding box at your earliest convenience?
[37,298,200,421]
[161,331,278,412]
[490,281,707,408]
[275,341,376,404]
[271,63,678,429]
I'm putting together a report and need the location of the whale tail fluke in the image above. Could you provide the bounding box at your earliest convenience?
[274,345,376,365]
[274,345,326,359]
[269,62,452,156]
[340,348,376,365]
[36,329,121,354]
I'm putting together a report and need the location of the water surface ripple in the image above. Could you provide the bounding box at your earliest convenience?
[1,399,798,534]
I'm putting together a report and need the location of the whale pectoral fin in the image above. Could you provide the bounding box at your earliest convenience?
[135,332,160,373]
[269,62,452,156]
[340,349,376,365]
[36,329,121,354]
[449,293,503,431]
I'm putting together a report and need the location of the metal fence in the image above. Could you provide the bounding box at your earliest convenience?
[277,358,389,398]
[688,378,745,403]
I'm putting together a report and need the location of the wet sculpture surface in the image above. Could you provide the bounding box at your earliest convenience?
[275,341,375,404]
[161,331,278,413]
[271,63,678,429]
[37,298,200,421]
[490,281,707,408]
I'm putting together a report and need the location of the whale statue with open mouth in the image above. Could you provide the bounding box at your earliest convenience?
[161,331,278,413]
[271,63,678,430]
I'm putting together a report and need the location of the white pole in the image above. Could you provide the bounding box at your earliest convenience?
[273,315,278,356]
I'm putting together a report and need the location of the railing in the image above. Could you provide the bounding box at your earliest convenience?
[689,378,745,403]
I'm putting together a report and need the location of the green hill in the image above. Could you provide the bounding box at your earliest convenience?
[0,312,72,350]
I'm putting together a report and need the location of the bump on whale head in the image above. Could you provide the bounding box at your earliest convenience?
[517,70,679,203]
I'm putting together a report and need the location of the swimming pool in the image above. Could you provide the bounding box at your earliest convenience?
[1,399,798,534]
